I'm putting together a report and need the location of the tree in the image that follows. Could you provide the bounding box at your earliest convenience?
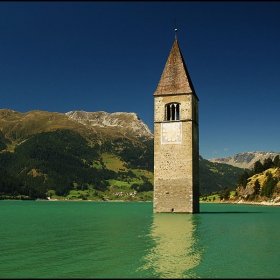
[261,172,277,198]
[219,187,231,200]
[254,179,261,195]
[253,160,264,174]
[273,155,280,168]
[237,171,250,188]
[131,181,153,192]
[263,158,273,170]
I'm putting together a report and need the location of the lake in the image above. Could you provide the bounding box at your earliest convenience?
[0,200,279,278]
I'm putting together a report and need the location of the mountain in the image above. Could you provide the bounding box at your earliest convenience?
[199,156,247,195]
[0,109,152,146]
[235,167,280,200]
[0,109,154,200]
[209,151,280,169]
[0,108,245,199]
[66,110,153,140]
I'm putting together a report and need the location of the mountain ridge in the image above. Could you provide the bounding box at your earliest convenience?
[0,109,153,151]
[66,110,153,140]
[0,108,256,199]
[209,151,280,169]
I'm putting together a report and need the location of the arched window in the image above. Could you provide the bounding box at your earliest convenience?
[165,103,180,121]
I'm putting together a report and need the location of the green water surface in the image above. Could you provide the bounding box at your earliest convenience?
[0,201,279,278]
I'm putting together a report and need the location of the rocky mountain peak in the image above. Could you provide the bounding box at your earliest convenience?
[209,151,280,169]
[65,110,153,139]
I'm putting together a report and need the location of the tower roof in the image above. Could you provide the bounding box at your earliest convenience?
[154,38,197,99]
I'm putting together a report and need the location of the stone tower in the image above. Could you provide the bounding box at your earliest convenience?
[153,32,199,214]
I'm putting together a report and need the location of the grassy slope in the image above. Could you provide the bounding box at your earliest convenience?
[0,109,144,152]
[47,153,154,201]
[1,109,245,201]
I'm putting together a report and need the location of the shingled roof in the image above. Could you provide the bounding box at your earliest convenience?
[154,38,197,99]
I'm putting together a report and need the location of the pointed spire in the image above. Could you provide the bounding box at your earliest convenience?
[174,18,178,39]
[154,38,196,97]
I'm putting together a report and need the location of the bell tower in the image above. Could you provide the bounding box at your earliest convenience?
[153,30,199,213]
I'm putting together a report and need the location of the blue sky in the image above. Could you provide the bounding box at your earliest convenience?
[1,1,280,160]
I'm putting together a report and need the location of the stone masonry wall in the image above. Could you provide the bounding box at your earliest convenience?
[154,94,199,213]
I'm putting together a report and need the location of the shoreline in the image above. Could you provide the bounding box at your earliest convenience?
[201,199,280,207]
[43,198,280,205]
[3,198,280,206]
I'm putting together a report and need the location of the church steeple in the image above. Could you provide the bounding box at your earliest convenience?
[153,31,199,214]
[154,38,197,99]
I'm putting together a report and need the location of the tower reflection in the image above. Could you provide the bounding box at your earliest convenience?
[140,213,202,278]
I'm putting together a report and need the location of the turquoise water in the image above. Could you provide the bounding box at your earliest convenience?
[0,201,279,278]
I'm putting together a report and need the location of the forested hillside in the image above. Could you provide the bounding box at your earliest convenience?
[199,156,247,195]
[203,155,280,203]
[0,109,247,200]
[0,129,154,200]
[233,155,280,202]
[0,129,245,200]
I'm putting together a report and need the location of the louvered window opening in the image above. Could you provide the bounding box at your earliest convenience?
[165,103,180,121]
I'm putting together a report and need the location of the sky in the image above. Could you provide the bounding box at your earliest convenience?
[1,1,280,160]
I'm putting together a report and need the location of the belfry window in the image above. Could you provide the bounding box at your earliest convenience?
[165,103,180,121]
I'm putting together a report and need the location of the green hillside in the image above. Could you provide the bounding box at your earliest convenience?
[0,109,246,200]
[199,156,248,195]
[233,156,280,202]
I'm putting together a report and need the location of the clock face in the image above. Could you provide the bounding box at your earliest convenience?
[161,122,181,143]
